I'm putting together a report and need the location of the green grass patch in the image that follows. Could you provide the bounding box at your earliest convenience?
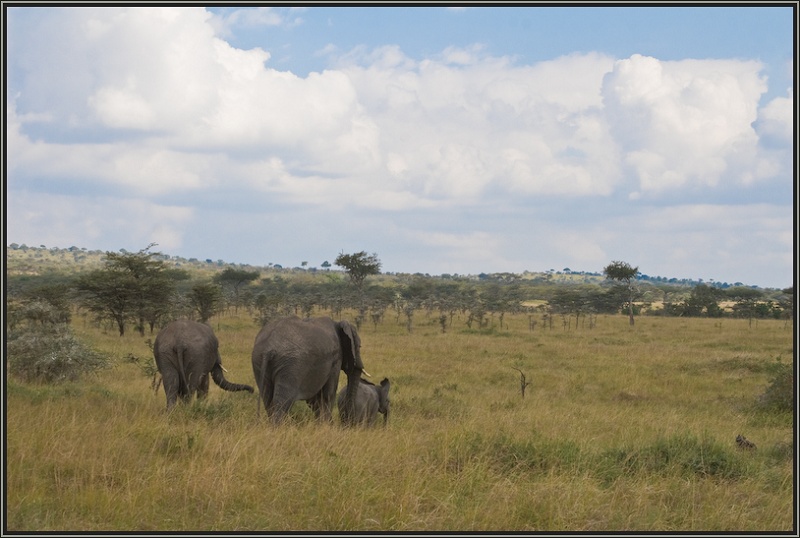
[597,432,750,483]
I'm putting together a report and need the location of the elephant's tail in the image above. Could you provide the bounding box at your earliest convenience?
[211,362,254,393]
[340,375,362,427]
[255,350,276,417]
[175,345,189,398]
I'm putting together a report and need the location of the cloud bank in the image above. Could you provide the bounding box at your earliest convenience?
[6,7,793,288]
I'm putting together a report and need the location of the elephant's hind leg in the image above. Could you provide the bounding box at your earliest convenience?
[315,366,339,422]
[196,373,210,400]
[317,396,334,422]
[257,376,275,416]
[179,373,193,404]
[307,393,333,422]
[269,382,298,424]
[161,369,181,410]
[269,397,294,424]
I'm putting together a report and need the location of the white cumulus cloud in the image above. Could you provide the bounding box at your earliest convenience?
[5,7,793,287]
[602,54,768,195]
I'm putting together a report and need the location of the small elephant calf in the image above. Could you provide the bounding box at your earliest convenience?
[337,377,390,426]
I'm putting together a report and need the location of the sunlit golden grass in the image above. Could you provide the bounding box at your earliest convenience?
[6,311,794,531]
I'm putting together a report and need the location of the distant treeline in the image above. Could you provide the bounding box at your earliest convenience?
[5,243,773,289]
[6,245,794,338]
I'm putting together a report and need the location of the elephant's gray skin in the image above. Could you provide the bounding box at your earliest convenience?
[337,377,390,427]
[153,320,254,410]
[251,316,364,424]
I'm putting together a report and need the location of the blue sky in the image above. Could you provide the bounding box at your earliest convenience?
[6,5,796,288]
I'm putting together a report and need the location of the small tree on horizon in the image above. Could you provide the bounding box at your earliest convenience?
[603,260,639,326]
[335,251,382,326]
[334,251,382,291]
[213,267,260,313]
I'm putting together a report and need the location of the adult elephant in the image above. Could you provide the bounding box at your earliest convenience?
[251,316,364,424]
[153,320,254,410]
[337,377,390,427]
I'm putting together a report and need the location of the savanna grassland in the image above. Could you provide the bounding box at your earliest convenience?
[5,310,795,532]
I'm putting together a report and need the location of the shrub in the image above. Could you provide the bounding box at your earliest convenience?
[7,298,70,330]
[758,357,793,412]
[125,351,160,387]
[6,324,110,383]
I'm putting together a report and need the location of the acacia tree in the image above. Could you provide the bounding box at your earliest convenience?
[778,287,794,328]
[727,286,764,326]
[189,282,224,323]
[76,245,183,336]
[682,283,723,318]
[213,267,260,313]
[76,266,134,335]
[334,251,381,291]
[398,276,433,333]
[481,282,524,330]
[335,251,381,325]
[603,260,639,326]
[548,287,589,330]
[107,247,186,334]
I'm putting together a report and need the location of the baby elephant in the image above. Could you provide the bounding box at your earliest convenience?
[337,378,390,426]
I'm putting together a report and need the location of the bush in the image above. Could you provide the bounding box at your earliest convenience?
[6,324,110,383]
[758,357,793,412]
[126,351,164,393]
[7,298,71,330]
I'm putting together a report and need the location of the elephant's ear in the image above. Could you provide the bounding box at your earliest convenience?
[336,321,364,373]
[379,378,390,400]
[379,378,390,419]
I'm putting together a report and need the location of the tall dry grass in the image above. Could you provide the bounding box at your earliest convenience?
[6,311,794,531]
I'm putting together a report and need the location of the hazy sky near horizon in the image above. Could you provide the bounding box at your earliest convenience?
[6,6,795,288]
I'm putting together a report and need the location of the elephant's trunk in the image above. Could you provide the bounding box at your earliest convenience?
[341,370,362,426]
[211,363,254,393]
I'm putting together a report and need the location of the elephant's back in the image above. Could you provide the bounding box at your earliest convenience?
[155,320,217,358]
[252,317,293,354]
[158,319,214,339]
[252,316,338,359]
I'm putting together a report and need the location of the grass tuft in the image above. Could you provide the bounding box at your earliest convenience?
[598,432,749,482]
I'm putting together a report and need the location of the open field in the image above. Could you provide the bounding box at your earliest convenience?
[5,311,795,531]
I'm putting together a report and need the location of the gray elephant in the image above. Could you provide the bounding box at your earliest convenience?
[251,316,364,424]
[337,377,390,427]
[153,319,254,410]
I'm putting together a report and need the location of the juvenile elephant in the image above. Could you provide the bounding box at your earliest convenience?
[251,316,364,424]
[337,377,390,426]
[153,320,254,410]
